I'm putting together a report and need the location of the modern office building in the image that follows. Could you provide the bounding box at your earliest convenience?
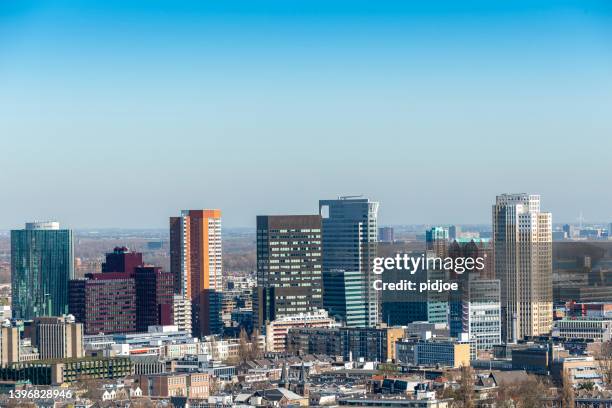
[552,318,612,342]
[70,249,174,335]
[493,193,553,341]
[0,356,132,385]
[395,336,471,368]
[254,215,323,330]
[264,309,337,353]
[449,225,461,240]
[11,222,74,319]
[447,238,494,279]
[31,315,84,360]
[319,197,379,327]
[170,210,223,337]
[461,279,502,351]
[134,266,175,332]
[380,253,447,326]
[102,246,143,274]
[287,326,404,362]
[566,302,612,319]
[323,269,367,327]
[563,224,576,240]
[378,227,395,243]
[425,227,449,257]
[69,272,137,335]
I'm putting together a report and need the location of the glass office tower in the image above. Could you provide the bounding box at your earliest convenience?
[11,222,74,319]
[319,197,379,327]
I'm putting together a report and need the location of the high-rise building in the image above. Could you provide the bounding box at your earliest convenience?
[102,246,143,274]
[449,225,461,240]
[380,251,447,326]
[69,272,137,335]
[170,210,223,337]
[323,269,367,327]
[562,224,576,240]
[448,238,494,279]
[11,222,74,319]
[447,238,494,340]
[70,249,174,335]
[425,227,449,257]
[135,266,175,332]
[493,193,552,341]
[461,279,502,352]
[319,197,379,327]
[31,315,83,360]
[254,215,323,330]
[378,227,394,243]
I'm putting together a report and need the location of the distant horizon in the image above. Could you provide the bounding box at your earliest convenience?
[1,220,610,233]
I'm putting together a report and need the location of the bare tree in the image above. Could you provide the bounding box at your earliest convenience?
[494,375,548,408]
[250,328,262,360]
[597,340,612,386]
[209,376,221,396]
[516,376,548,408]
[239,327,250,362]
[455,365,475,408]
[560,368,575,408]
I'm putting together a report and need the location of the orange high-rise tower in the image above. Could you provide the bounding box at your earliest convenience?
[170,209,222,337]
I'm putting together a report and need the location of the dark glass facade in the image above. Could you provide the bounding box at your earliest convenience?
[254,215,323,330]
[319,198,378,327]
[135,266,175,332]
[11,223,74,319]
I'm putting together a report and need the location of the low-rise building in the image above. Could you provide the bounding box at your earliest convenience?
[138,373,210,398]
[287,326,404,362]
[552,318,612,342]
[0,356,132,385]
[172,355,236,380]
[396,336,471,368]
[265,309,338,353]
[551,356,602,387]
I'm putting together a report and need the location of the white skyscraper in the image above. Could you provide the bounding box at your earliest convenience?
[493,194,552,341]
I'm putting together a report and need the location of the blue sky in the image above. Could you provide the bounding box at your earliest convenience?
[1,0,611,228]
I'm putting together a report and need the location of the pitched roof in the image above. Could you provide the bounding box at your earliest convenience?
[491,371,528,386]
[254,387,305,402]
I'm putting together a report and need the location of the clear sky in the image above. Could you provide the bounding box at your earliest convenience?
[1,0,611,229]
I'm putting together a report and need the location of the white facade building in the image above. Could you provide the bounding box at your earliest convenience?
[265,309,339,353]
[493,193,552,341]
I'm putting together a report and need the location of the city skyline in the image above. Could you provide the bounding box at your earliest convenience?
[1,196,610,231]
[2,1,612,229]
[2,1,611,404]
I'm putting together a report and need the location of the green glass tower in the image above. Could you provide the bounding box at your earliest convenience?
[11,222,74,319]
